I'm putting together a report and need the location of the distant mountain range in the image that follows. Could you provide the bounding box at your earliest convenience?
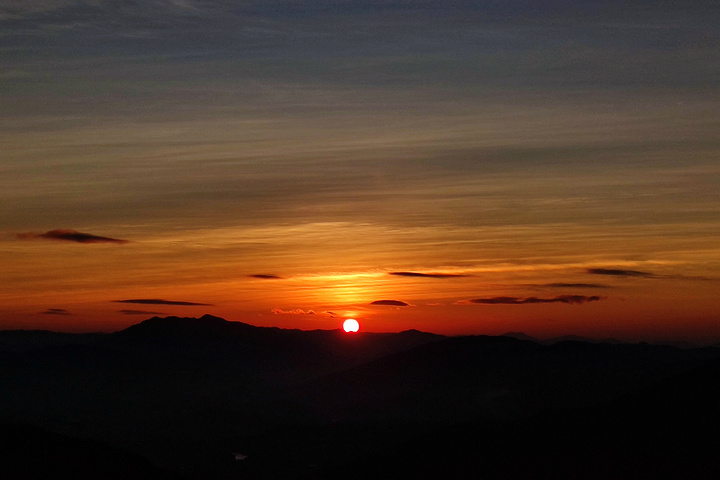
[0,422,182,480]
[1,315,719,479]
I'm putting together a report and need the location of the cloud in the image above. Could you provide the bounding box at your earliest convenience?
[587,268,655,278]
[545,283,611,289]
[390,271,469,279]
[272,308,316,315]
[17,229,129,244]
[114,299,212,306]
[468,295,602,305]
[249,274,284,279]
[586,268,716,282]
[370,300,410,306]
[118,309,165,315]
[271,309,340,317]
[40,308,72,315]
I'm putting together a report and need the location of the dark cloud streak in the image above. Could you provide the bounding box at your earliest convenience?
[40,308,72,315]
[390,271,469,279]
[114,299,212,306]
[587,268,655,277]
[370,300,410,306]
[17,229,129,244]
[587,268,716,282]
[272,309,316,315]
[470,295,602,305]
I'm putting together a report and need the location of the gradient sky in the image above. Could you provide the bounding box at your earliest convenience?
[2,0,719,342]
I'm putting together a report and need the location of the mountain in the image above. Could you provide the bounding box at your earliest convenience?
[294,335,718,423]
[0,330,106,351]
[313,355,720,480]
[500,331,539,342]
[214,336,720,480]
[1,315,719,479]
[0,315,442,477]
[0,423,183,480]
[104,314,443,381]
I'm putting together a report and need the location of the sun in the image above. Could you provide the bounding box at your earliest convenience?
[342,318,360,333]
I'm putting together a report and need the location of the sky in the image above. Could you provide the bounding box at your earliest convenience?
[2,0,719,342]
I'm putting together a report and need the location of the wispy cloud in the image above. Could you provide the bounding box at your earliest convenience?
[466,295,602,305]
[118,309,165,315]
[114,299,212,306]
[587,268,655,278]
[40,308,72,315]
[249,274,284,279]
[370,299,410,306]
[17,229,129,244]
[586,267,716,282]
[390,271,469,279]
[545,283,611,289]
[272,308,316,315]
[271,309,339,317]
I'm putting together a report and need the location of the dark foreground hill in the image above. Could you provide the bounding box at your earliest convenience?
[0,315,442,476]
[312,355,720,480]
[294,335,716,423]
[104,314,443,382]
[0,423,183,480]
[1,315,719,479]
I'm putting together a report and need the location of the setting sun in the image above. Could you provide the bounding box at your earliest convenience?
[343,319,360,333]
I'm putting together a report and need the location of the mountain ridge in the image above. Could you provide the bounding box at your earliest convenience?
[2,315,719,478]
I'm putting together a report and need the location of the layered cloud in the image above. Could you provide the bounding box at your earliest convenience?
[545,283,610,288]
[466,295,602,305]
[249,274,284,279]
[370,300,410,306]
[114,299,212,306]
[271,309,340,317]
[272,308,316,315]
[17,229,129,244]
[586,268,715,282]
[587,268,655,278]
[40,308,72,315]
[390,271,468,279]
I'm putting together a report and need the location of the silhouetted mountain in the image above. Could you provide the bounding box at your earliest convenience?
[0,423,184,480]
[0,330,106,351]
[238,355,720,480]
[500,331,539,342]
[1,316,719,479]
[0,315,442,477]
[570,354,720,479]
[104,314,443,382]
[295,335,717,423]
[545,334,624,345]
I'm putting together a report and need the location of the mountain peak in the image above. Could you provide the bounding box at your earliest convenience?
[140,313,236,327]
[105,314,259,348]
